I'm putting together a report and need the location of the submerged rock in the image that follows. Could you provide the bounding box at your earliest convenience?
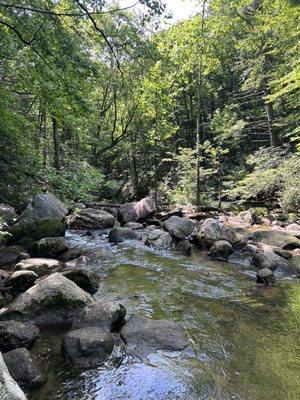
[0,321,39,353]
[72,301,126,331]
[109,227,138,244]
[3,348,43,387]
[163,216,194,240]
[70,208,115,229]
[119,197,156,223]
[62,327,114,368]
[209,240,233,260]
[121,315,188,360]
[0,273,94,326]
[0,351,27,400]
[19,194,67,222]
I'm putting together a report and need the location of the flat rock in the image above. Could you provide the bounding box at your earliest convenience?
[0,321,39,352]
[123,222,144,230]
[70,209,115,229]
[14,258,60,277]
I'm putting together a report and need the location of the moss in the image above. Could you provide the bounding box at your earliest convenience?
[32,219,66,240]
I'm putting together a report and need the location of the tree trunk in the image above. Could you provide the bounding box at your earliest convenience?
[52,116,60,170]
[130,131,139,198]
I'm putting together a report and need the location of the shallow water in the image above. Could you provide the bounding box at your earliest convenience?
[29,230,300,400]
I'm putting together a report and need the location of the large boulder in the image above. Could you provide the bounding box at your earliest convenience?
[0,273,94,326]
[209,240,233,259]
[195,218,240,249]
[61,269,99,295]
[247,244,293,272]
[119,197,156,224]
[8,219,66,244]
[0,321,39,353]
[0,246,30,269]
[108,227,138,244]
[14,258,60,277]
[72,301,126,331]
[145,229,175,250]
[163,216,194,240]
[62,327,114,368]
[19,194,67,221]
[3,348,43,387]
[176,240,192,255]
[0,205,18,226]
[120,315,188,361]
[70,208,115,230]
[6,271,38,295]
[0,352,27,400]
[7,218,38,243]
[239,210,262,226]
[33,237,70,258]
[252,230,300,250]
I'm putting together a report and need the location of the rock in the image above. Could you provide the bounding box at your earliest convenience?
[123,222,144,230]
[59,246,85,262]
[209,240,233,259]
[175,240,192,255]
[0,246,30,269]
[0,351,27,400]
[72,301,126,331]
[108,227,138,244]
[0,321,39,352]
[274,249,293,259]
[61,269,98,295]
[145,229,175,250]
[6,271,38,295]
[239,210,262,226]
[119,197,156,224]
[252,230,300,250]
[256,268,276,285]
[70,209,115,229]
[163,216,194,240]
[252,244,293,272]
[286,223,300,232]
[30,219,66,241]
[0,273,93,326]
[19,194,67,221]
[34,237,69,258]
[64,256,89,269]
[14,258,60,277]
[74,202,86,209]
[62,327,114,368]
[8,219,38,243]
[3,348,43,387]
[195,218,240,249]
[120,315,188,360]
[0,205,18,226]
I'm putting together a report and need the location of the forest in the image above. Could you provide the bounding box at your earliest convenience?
[0,1,300,400]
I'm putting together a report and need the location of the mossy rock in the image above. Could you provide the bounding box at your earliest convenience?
[32,219,66,240]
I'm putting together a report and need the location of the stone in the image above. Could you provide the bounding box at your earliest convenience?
[108,227,138,244]
[62,327,114,368]
[3,348,43,387]
[252,244,293,272]
[175,240,192,255]
[61,269,99,295]
[163,216,194,240]
[70,209,115,229]
[59,246,85,262]
[274,249,293,259]
[34,237,69,258]
[119,197,156,224]
[209,240,233,259]
[64,256,89,269]
[0,321,39,353]
[121,315,188,360]
[0,246,30,269]
[19,194,67,221]
[123,222,144,230]
[256,268,276,285]
[195,218,240,249]
[0,205,18,226]
[239,210,262,226]
[0,351,27,400]
[30,219,66,241]
[8,219,38,243]
[252,230,300,250]
[145,229,174,250]
[0,273,94,326]
[14,258,60,277]
[72,301,126,331]
[6,271,38,295]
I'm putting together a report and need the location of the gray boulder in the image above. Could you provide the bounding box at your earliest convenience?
[0,205,18,226]
[175,240,192,255]
[7,218,38,242]
[121,315,188,361]
[195,218,240,248]
[6,271,38,295]
[239,210,262,226]
[62,327,114,368]
[163,216,194,240]
[3,348,43,387]
[123,222,144,230]
[109,227,138,244]
[209,240,233,259]
[252,244,293,272]
[256,268,276,285]
[145,229,174,250]
[34,237,69,258]
[61,269,99,295]
[0,321,39,353]
[14,258,60,277]
[72,301,126,331]
[0,246,30,269]
[0,273,93,326]
[64,256,89,269]
[0,352,27,400]
[19,194,67,221]
[70,208,115,229]
[119,197,156,223]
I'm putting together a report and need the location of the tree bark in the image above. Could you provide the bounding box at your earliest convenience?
[52,116,60,170]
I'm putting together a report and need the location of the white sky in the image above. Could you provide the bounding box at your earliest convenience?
[120,0,197,22]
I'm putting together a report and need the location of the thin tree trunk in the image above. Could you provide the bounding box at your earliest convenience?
[42,111,47,168]
[130,131,139,199]
[52,116,60,170]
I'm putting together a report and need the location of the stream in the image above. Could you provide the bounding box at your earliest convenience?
[28,229,300,400]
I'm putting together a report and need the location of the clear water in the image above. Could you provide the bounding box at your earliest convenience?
[28,230,300,400]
